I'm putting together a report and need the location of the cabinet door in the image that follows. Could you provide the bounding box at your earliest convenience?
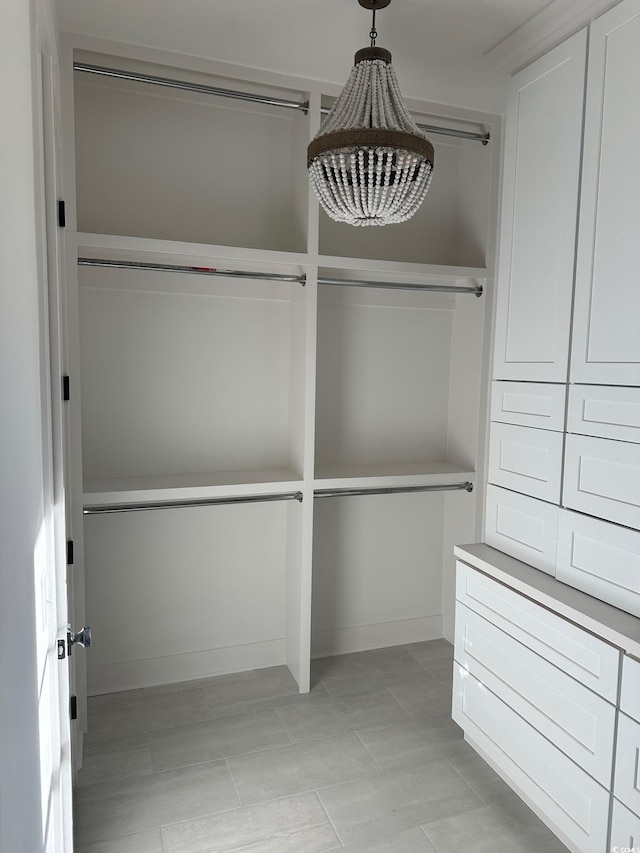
[488,423,564,503]
[493,30,586,381]
[571,0,640,385]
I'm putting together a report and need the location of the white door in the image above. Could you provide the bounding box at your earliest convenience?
[571,0,640,385]
[33,9,77,852]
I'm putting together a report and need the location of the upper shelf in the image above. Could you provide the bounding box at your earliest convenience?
[314,462,475,491]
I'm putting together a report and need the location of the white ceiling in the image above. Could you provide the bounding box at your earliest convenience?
[55,0,559,113]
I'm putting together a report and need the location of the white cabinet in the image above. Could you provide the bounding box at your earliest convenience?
[452,663,610,853]
[571,0,640,386]
[611,800,640,851]
[490,381,565,431]
[493,30,586,382]
[455,602,615,785]
[621,656,640,722]
[488,422,563,503]
[568,385,640,444]
[557,511,640,617]
[614,712,640,819]
[485,484,558,575]
[563,434,640,531]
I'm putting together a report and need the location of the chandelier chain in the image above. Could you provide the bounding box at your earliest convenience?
[370,8,377,46]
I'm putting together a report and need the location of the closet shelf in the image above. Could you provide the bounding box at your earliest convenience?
[74,232,308,278]
[318,254,489,282]
[313,462,475,491]
[83,468,303,508]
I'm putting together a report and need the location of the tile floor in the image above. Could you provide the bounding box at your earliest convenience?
[74,640,569,852]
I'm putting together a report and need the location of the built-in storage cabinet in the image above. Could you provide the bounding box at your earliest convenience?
[571,0,640,386]
[65,39,498,698]
[492,30,586,382]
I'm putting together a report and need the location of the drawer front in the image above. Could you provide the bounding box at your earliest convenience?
[456,561,620,702]
[622,656,640,725]
[488,423,564,503]
[611,799,640,850]
[452,665,610,853]
[563,434,640,530]
[485,484,559,575]
[491,382,566,431]
[615,712,640,818]
[455,603,615,784]
[568,385,640,444]
[557,510,640,618]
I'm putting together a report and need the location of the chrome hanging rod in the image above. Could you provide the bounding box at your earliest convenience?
[73,62,490,145]
[78,258,304,285]
[314,482,473,499]
[319,105,490,144]
[73,62,309,113]
[83,491,304,515]
[318,276,483,297]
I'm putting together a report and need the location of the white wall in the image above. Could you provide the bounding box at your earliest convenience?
[0,1,47,850]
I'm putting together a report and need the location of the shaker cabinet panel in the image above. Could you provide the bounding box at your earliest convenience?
[493,30,586,382]
[571,0,640,385]
[611,800,640,851]
[614,712,640,819]
[491,381,566,431]
[488,423,563,503]
[568,385,640,444]
[485,484,558,575]
[557,510,640,618]
[563,434,640,531]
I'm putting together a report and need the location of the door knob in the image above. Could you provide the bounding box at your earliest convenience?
[68,626,91,652]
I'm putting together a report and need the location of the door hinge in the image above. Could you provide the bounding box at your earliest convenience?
[70,695,77,720]
[57,639,66,660]
[57,200,66,228]
[66,539,74,565]
[62,375,70,402]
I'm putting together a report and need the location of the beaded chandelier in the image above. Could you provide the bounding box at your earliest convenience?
[307,0,434,227]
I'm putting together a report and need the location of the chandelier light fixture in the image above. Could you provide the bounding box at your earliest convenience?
[307,0,434,227]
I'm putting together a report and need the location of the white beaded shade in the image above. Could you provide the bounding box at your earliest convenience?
[307,49,434,227]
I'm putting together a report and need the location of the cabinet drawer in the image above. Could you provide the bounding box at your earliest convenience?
[622,656,640,725]
[456,561,620,702]
[563,434,640,530]
[557,510,640,617]
[455,603,615,784]
[611,799,640,849]
[488,423,563,503]
[568,385,640,444]
[452,665,610,853]
[485,485,558,575]
[615,712,640,818]
[491,382,566,431]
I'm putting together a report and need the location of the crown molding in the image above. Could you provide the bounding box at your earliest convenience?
[485,0,618,73]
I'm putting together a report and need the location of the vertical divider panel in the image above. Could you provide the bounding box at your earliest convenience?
[285,267,318,692]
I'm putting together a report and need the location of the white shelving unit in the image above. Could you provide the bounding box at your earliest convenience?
[61,36,499,703]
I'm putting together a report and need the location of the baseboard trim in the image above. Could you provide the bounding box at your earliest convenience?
[311,615,443,659]
[87,638,286,695]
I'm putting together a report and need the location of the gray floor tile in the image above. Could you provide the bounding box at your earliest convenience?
[329,825,438,852]
[446,749,523,806]
[228,731,380,804]
[356,717,467,771]
[161,791,339,853]
[404,640,454,672]
[74,760,238,845]
[276,689,409,742]
[87,686,214,738]
[148,709,290,771]
[312,647,429,697]
[386,680,455,721]
[318,758,483,845]
[423,802,569,852]
[77,734,152,787]
[74,828,164,853]
[202,666,300,712]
